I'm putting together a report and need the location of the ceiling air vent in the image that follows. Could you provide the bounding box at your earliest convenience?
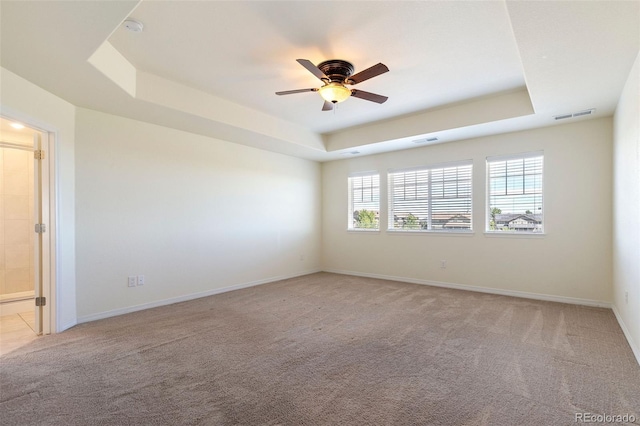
[554,109,595,120]
[414,137,438,144]
[554,114,572,120]
[572,109,594,117]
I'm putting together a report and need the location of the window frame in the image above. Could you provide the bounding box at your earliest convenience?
[387,160,473,234]
[347,171,381,232]
[485,151,544,235]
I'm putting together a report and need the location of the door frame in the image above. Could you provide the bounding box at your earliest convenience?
[35,130,54,335]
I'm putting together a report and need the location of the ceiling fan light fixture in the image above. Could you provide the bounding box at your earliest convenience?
[276,59,389,111]
[319,82,351,104]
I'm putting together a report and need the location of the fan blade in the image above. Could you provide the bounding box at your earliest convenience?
[351,89,388,104]
[348,63,389,85]
[275,88,318,95]
[322,101,334,111]
[296,59,328,81]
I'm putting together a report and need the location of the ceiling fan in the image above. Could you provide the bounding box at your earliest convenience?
[276,59,389,111]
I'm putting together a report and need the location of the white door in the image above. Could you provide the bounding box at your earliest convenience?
[33,131,52,335]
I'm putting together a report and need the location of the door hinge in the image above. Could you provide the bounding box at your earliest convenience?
[35,297,46,307]
[34,150,45,160]
[35,223,46,233]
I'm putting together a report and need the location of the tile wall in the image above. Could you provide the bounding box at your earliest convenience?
[0,147,34,296]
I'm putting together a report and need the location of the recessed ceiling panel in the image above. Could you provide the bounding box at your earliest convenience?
[506,0,640,115]
[108,1,526,133]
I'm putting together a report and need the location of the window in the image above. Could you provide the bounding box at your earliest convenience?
[348,173,380,230]
[388,161,472,232]
[487,152,543,233]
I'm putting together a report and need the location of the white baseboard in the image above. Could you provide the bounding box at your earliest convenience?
[77,269,321,324]
[322,269,612,308]
[0,299,33,317]
[611,304,640,366]
[58,319,77,333]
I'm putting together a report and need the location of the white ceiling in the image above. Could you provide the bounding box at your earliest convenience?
[1,1,638,161]
[108,1,525,134]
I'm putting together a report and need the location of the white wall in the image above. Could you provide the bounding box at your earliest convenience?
[0,67,77,332]
[322,118,613,304]
[75,108,321,320]
[613,50,640,361]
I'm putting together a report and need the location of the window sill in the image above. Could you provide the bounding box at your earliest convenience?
[347,229,380,233]
[484,232,546,238]
[386,230,475,237]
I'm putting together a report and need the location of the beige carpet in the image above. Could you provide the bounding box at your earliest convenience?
[1,272,638,425]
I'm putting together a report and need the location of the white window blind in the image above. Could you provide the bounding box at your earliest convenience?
[348,173,380,230]
[487,153,543,233]
[388,162,472,231]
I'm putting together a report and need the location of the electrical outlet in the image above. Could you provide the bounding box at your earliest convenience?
[300,254,305,261]
[128,276,137,287]
[137,275,145,286]
[440,260,447,269]
[625,291,628,304]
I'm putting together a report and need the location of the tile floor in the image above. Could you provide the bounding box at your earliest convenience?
[0,311,38,356]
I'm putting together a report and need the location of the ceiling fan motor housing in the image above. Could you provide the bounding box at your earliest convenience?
[318,60,355,83]
[275,58,389,109]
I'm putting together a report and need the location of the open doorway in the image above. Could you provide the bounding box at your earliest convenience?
[0,115,54,354]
